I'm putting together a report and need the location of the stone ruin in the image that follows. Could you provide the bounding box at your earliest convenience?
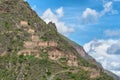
[48,49,78,66]
[20,21,28,26]
[17,22,78,66]
[18,50,39,58]
[24,41,57,49]
[28,29,35,34]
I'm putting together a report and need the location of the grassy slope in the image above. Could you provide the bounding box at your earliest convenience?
[59,30,120,80]
[0,0,117,80]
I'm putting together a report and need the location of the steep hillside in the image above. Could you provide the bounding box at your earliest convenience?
[60,34,120,80]
[0,0,119,80]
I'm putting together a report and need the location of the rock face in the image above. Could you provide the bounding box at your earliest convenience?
[0,0,119,80]
[48,22,57,31]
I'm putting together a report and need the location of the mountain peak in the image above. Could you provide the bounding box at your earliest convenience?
[48,22,57,31]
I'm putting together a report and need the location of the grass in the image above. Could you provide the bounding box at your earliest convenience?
[0,0,115,80]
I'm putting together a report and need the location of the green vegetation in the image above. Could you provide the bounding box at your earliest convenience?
[59,57,67,62]
[40,52,48,59]
[0,0,116,80]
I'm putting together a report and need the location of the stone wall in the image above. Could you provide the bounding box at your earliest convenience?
[48,50,65,60]
[24,41,57,49]
[48,49,78,66]
[24,41,36,48]
[38,42,48,47]
[48,41,57,47]
[18,33,78,66]
[18,50,39,58]
[28,29,35,34]
[20,21,28,26]
[31,35,39,41]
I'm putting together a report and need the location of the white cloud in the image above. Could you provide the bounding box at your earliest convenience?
[104,29,120,37]
[84,39,120,76]
[81,8,99,24]
[41,7,74,35]
[107,43,120,55]
[104,2,112,10]
[81,1,118,24]
[41,8,57,23]
[101,1,112,15]
[101,1,118,16]
[56,7,64,17]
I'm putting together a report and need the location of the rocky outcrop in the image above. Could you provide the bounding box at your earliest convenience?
[48,22,57,31]
[104,70,120,80]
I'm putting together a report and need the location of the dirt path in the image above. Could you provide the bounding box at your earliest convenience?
[48,70,70,80]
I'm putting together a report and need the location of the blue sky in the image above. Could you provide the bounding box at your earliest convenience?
[26,0,120,45]
[25,0,120,76]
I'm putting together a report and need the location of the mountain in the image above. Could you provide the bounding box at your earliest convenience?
[0,0,119,80]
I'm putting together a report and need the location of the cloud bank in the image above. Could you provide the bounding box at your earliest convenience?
[84,39,120,76]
